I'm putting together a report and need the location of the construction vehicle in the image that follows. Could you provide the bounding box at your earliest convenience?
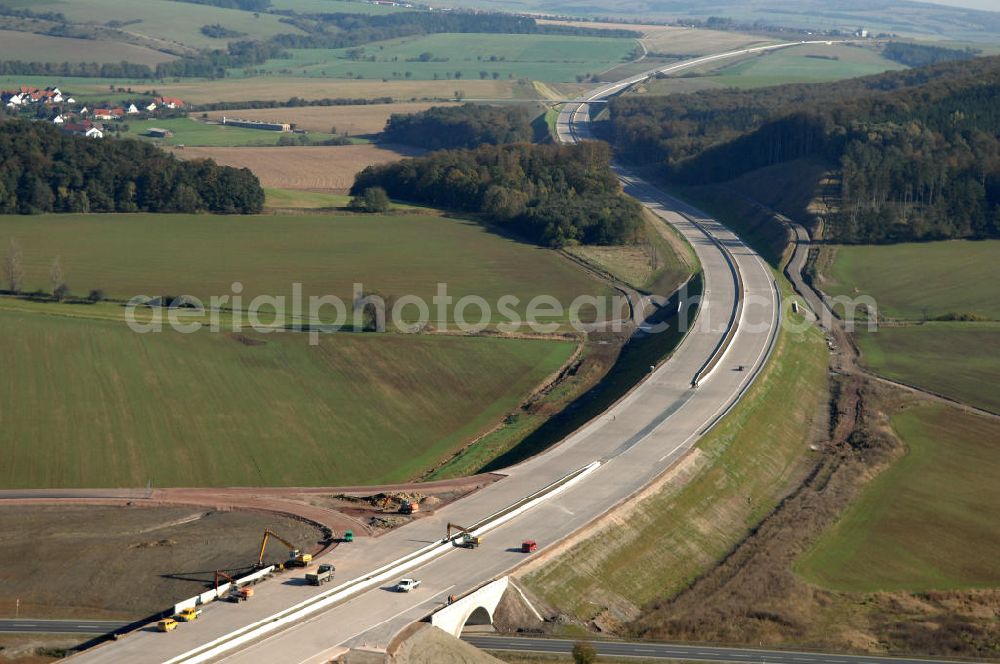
[175,607,201,622]
[257,529,312,568]
[521,540,537,553]
[445,522,482,547]
[395,578,421,592]
[446,523,480,548]
[400,499,419,515]
[215,571,253,602]
[157,618,178,632]
[306,564,335,586]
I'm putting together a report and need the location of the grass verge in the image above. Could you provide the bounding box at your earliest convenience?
[522,278,827,622]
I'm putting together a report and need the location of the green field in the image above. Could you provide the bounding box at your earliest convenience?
[823,240,1000,321]
[856,323,1000,414]
[524,282,828,618]
[796,405,1000,591]
[245,33,638,82]
[708,44,905,88]
[0,309,574,488]
[2,0,301,50]
[0,213,611,323]
[125,118,339,147]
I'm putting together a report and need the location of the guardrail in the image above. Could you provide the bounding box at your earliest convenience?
[165,461,601,664]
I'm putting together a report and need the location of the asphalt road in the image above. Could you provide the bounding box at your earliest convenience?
[0,619,129,634]
[69,44,806,664]
[464,636,974,664]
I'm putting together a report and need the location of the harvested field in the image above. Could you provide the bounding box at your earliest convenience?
[177,144,420,191]
[203,102,459,136]
[0,505,323,620]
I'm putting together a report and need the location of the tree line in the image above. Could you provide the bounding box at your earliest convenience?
[0,119,264,215]
[609,55,1000,243]
[382,103,534,150]
[174,0,271,10]
[352,141,643,247]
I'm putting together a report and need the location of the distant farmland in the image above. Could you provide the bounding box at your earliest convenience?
[0,310,574,488]
[246,33,638,82]
[203,102,461,136]
[0,30,176,66]
[0,213,612,322]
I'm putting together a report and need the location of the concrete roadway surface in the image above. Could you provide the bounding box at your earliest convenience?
[70,47,789,664]
[463,636,975,664]
[0,619,130,635]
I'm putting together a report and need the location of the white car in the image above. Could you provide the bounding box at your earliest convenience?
[395,578,421,592]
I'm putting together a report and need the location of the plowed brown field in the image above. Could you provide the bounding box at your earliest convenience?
[177,144,421,191]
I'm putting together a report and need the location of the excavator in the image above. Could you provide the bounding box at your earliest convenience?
[257,529,313,568]
[445,522,480,549]
[214,570,254,602]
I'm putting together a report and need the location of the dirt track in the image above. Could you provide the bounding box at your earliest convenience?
[0,474,500,537]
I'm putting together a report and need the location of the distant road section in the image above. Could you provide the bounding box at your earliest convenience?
[464,635,972,664]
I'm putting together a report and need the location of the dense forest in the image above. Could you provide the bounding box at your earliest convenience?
[352,142,643,247]
[882,42,979,67]
[382,104,533,150]
[610,56,1000,243]
[0,120,264,214]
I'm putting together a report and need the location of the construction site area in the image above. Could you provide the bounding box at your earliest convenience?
[0,479,489,661]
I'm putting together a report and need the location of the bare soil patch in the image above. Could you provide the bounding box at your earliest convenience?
[0,505,323,621]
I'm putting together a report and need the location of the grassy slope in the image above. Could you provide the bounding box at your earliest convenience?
[0,213,611,322]
[523,285,827,619]
[0,309,574,488]
[824,240,1000,320]
[796,404,1000,591]
[246,33,637,83]
[856,323,1000,414]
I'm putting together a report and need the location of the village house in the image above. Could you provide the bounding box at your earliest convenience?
[61,121,104,139]
[153,96,184,109]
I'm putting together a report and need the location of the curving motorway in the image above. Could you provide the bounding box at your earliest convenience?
[68,44,807,664]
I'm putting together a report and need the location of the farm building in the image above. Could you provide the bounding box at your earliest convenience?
[146,128,174,138]
[221,116,292,132]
